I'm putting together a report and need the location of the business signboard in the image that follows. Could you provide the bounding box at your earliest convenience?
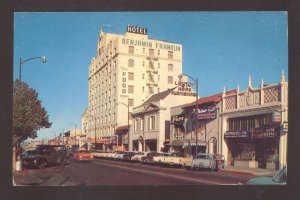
[224,130,250,138]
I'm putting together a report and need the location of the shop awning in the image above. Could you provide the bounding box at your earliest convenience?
[115,125,130,134]
[171,140,184,147]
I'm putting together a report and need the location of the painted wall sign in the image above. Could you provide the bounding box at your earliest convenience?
[127,25,148,35]
[121,38,181,52]
[122,71,127,93]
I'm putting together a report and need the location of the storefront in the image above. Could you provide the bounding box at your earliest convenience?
[221,72,288,169]
[115,125,130,151]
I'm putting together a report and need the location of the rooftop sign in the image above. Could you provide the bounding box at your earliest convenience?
[127,25,148,35]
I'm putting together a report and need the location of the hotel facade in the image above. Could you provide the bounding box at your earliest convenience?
[85,25,184,150]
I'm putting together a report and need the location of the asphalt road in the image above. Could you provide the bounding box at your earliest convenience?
[14,158,255,186]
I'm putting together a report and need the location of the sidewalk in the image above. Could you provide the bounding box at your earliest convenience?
[220,165,278,177]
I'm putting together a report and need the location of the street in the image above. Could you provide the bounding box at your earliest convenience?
[14,158,255,186]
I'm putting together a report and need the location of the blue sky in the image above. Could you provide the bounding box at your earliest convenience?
[14,12,288,141]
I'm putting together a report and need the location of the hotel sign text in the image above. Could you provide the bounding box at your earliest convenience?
[127,25,148,35]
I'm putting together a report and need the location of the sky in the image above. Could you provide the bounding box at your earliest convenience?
[13,12,288,141]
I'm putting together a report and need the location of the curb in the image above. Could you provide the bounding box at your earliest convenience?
[219,169,255,176]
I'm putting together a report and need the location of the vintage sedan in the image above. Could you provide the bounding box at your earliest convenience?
[73,150,93,162]
[131,152,152,162]
[163,152,185,167]
[191,153,222,171]
[141,152,161,164]
[152,152,171,165]
[246,166,287,185]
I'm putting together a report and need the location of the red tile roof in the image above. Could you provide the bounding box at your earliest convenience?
[182,89,237,109]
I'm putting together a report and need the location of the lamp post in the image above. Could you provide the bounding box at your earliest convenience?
[118,101,130,150]
[179,73,199,156]
[19,56,46,81]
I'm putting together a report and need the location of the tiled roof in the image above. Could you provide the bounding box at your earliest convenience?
[183,89,237,109]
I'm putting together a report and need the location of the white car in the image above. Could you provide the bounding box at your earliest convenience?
[152,152,171,165]
[163,152,185,167]
[131,152,151,162]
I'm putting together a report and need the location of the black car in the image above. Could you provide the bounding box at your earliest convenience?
[22,145,69,169]
[122,151,137,161]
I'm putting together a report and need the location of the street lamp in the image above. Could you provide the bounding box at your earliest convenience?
[19,56,46,81]
[178,73,199,156]
[118,101,130,150]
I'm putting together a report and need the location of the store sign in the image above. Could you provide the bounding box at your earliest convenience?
[122,71,127,93]
[127,25,148,35]
[272,112,281,123]
[193,106,217,120]
[251,126,278,138]
[171,114,185,124]
[224,131,250,138]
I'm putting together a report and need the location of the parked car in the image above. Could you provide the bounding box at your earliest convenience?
[163,152,185,167]
[114,151,126,160]
[191,153,222,171]
[122,151,137,161]
[152,152,171,165]
[22,145,69,169]
[73,150,93,162]
[131,152,152,162]
[246,166,287,185]
[141,152,161,164]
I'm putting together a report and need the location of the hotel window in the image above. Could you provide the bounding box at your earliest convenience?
[128,72,134,80]
[113,86,116,94]
[114,73,116,82]
[158,49,160,56]
[168,64,173,72]
[158,88,160,93]
[114,47,116,55]
[128,59,134,67]
[168,76,173,84]
[148,87,154,95]
[148,116,155,130]
[128,46,134,54]
[143,61,145,66]
[113,113,115,122]
[143,48,145,53]
[168,51,173,59]
[149,49,154,56]
[142,73,145,79]
[108,89,111,97]
[128,85,134,93]
[142,86,145,92]
[113,99,116,108]
[128,99,134,107]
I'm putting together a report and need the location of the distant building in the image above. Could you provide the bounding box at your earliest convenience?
[86,25,184,150]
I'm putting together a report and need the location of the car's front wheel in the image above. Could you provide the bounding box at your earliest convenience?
[38,160,47,169]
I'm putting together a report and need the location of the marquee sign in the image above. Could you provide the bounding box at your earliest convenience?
[172,81,197,97]
[224,130,250,138]
[127,25,148,35]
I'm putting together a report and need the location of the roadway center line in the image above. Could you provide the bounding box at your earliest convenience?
[93,160,222,185]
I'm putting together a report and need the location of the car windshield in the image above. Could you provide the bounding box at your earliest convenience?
[272,166,287,183]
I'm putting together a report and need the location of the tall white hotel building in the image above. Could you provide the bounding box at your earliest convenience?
[85,25,184,150]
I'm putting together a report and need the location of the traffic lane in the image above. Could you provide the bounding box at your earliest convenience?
[68,160,207,185]
[92,158,255,185]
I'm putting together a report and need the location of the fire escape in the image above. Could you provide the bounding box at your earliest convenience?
[146,54,159,96]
